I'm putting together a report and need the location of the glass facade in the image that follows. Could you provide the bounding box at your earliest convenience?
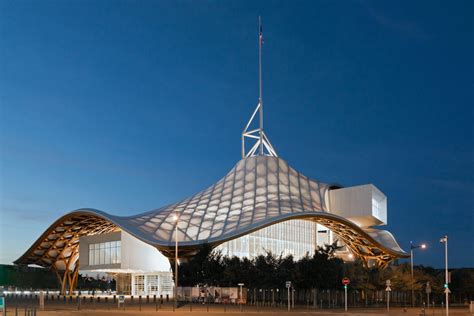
[88,240,121,266]
[132,273,173,296]
[217,219,335,260]
[134,275,145,294]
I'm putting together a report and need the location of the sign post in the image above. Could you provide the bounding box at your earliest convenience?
[39,290,45,310]
[426,282,432,309]
[286,281,291,311]
[342,278,350,312]
[238,282,244,311]
[386,280,392,312]
[118,295,125,310]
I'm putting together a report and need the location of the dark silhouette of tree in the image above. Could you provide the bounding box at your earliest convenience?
[176,248,474,303]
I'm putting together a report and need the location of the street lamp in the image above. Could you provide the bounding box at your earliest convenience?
[440,236,449,316]
[173,214,179,308]
[410,241,426,307]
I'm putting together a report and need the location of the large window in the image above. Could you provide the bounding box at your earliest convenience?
[217,219,318,260]
[147,275,159,294]
[134,275,145,295]
[131,273,174,296]
[88,240,121,266]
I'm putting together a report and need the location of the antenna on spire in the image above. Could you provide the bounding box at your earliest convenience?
[258,15,264,155]
[241,16,278,158]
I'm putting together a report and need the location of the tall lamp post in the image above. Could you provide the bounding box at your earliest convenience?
[440,236,449,316]
[173,214,179,308]
[410,241,426,307]
[237,283,244,306]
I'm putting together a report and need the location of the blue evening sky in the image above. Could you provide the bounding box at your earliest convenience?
[0,0,472,268]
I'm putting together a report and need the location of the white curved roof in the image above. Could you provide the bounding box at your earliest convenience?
[16,156,407,269]
[117,155,330,245]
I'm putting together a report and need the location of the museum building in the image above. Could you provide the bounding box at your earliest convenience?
[14,24,408,296]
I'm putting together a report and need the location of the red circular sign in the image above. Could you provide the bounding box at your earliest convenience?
[342,278,350,285]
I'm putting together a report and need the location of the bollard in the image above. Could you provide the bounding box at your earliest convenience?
[131,296,134,304]
[146,295,149,303]
[153,295,156,303]
[113,295,116,303]
[139,296,142,311]
[155,298,158,311]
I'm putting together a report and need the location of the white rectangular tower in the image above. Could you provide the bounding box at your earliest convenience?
[328,184,387,227]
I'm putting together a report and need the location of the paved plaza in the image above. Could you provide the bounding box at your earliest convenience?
[3,302,472,316]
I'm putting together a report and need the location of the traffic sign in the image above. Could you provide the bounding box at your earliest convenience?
[385,279,391,292]
[342,277,350,285]
[444,287,451,294]
[285,281,292,288]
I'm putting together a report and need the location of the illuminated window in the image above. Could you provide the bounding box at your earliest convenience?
[216,219,317,259]
[134,275,145,295]
[147,275,159,293]
[88,240,121,266]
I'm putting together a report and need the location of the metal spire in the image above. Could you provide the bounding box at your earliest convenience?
[258,16,264,155]
[242,16,277,159]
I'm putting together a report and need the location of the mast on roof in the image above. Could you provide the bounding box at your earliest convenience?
[241,16,278,158]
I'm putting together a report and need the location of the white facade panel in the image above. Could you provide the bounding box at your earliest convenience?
[79,231,171,273]
[328,184,387,227]
[120,231,171,272]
